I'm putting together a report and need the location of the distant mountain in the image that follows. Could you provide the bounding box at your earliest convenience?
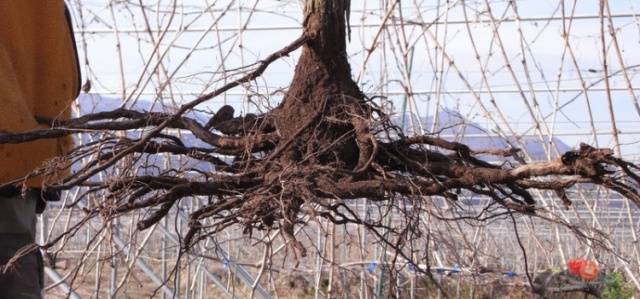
[398,108,570,162]
[76,94,570,163]
[77,93,158,114]
[77,93,209,120]
[74,94,215,174]
[76,94,213,149]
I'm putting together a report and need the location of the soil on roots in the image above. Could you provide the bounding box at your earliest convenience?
[270,46,367,170]
[232,2,380,256]
[270,13,368,170]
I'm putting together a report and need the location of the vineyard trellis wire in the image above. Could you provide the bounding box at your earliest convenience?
[4,0,640,298]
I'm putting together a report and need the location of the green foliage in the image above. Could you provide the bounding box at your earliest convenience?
[601,272,634,299]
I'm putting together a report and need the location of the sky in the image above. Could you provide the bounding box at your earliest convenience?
[67,0,640,158]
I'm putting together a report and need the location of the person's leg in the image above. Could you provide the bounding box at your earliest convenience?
[0,246,42,299]
[0,191,41,299]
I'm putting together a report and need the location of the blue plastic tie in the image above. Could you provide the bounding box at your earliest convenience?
[223,257,230,268]
[366,262,377,274]
[451,264,461,274]
[407,263,415,272]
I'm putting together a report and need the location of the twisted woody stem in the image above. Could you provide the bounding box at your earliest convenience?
[0,0,637,269]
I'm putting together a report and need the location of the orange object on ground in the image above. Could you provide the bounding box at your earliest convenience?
[567,259,586,276]
[580,261,599,281]
[567,258,599,281]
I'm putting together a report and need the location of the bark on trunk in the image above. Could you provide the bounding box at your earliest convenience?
[272,0,364,169]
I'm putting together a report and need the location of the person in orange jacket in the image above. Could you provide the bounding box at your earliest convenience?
[0,2,80,298]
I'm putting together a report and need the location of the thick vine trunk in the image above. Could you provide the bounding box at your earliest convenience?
[272,0,365,169]
[264,0,373,257]
[2,0,638,279]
